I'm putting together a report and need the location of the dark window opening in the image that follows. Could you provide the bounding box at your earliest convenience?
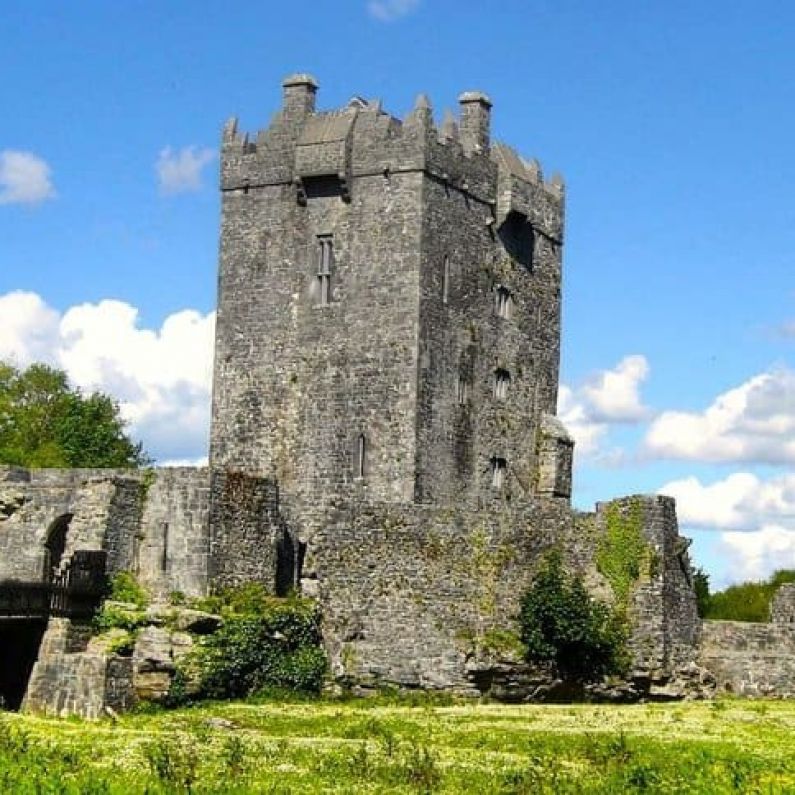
[355,433,367,479]
[497,210,534,269]
[457,374,469,406]
[494,369,511,400]
[317,235,334,306]
[275,528,296,597]
[161,522,169,573]
[495,286,512,319]
[491,457,507,489]
[44,514,73,578]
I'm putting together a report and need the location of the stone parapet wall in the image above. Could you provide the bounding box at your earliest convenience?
[0,466,209,596]
[698,620,795,697]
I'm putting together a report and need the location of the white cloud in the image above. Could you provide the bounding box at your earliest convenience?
[0,150,56,205]
[557,383,607,458]
[558,355,650,461]
[156,146,215,195]
[0,291,215,463]
[581,354,650,422]
[717,527,795,583]
[644,368,795,465]
[659,472,795,532]
[660,472,795,584]
[367,0,419,22]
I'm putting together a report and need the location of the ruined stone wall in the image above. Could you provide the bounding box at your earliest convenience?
[596,496,700,678]
[23,618,135,718]
[308,497,577,692]
[698,620,795,697]
[0,466,209,597]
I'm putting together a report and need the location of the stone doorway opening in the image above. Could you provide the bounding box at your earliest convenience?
[0,619,46,710]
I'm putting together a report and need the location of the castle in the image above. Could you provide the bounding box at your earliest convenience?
[1,75,794,716]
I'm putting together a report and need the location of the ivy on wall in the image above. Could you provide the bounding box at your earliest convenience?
[595,498,652,609]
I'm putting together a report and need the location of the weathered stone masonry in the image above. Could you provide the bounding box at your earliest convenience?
[2,74,794,715]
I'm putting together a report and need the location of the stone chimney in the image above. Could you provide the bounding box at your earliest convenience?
[282,73,318,121]
[458,91,492,155]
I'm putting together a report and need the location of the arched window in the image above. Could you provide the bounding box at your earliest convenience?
[491,457,507,489]
[494,368,511,400]
[495,286,512,319]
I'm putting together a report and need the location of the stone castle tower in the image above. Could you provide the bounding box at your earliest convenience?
[210,74,573,535]
[4,75,732,714]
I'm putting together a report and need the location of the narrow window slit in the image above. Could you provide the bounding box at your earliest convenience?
[317,235,333,305]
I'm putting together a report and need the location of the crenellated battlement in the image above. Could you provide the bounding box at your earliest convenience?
[219,74,563,237]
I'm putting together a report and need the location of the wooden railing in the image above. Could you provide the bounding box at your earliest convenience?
[0,550,107,620]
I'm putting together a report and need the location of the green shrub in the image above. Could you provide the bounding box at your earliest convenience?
[107,571,149,608]
[172,586,327,703]
[93,603,147,633]
[519,551,628,682]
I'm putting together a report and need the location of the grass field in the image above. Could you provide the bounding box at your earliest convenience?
[2,696,795,793]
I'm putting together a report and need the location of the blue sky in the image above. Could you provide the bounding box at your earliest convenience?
[1,1,793,587]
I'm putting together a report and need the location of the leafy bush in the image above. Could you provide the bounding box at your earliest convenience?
[519,551,627,682]
[701,569,795,622]
[107,571,149,608]
[172,585,327,703]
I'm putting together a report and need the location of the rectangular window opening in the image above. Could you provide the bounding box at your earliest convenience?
[317,235,333,306]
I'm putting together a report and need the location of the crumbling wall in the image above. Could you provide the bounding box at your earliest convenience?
[698,620,795,697]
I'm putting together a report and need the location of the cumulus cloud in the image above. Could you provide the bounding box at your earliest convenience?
[0,290,215,463]
[558,355,650,461]
[717,527,795,583]
[0,150,56,205]
[367,0,419,22]
[659,472,795,532]
[156,146,215,195]
[660,471,795,584]
[580,354,650,422]
[644,368,795,465]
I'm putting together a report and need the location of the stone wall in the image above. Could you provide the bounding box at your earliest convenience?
[23,618,134,719]
[306,493,695,694]
[698,620,795,697]
[0,466,209,597]
[772,583,795,625]
[308,497,575,692]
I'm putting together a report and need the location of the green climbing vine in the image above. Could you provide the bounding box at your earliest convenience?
[596,498,652,609]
